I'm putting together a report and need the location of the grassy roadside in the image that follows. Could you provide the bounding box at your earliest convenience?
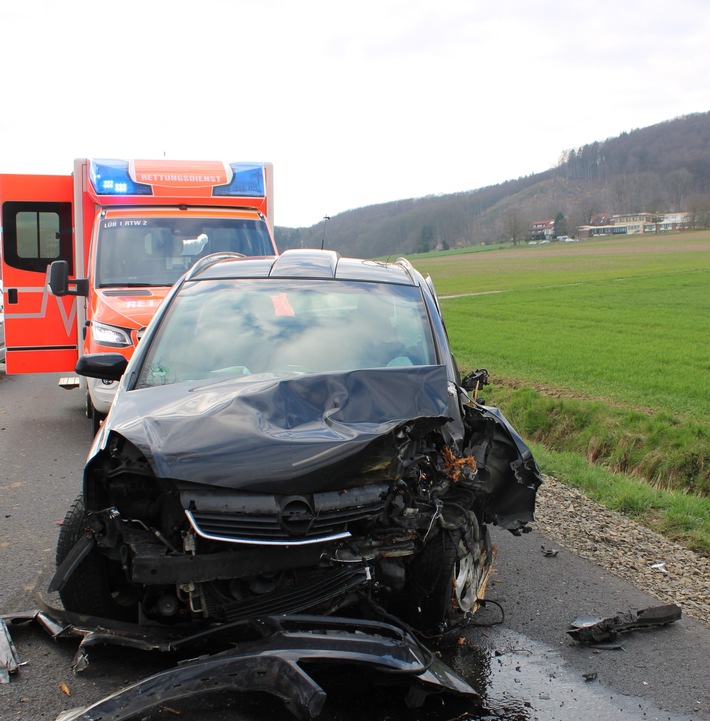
[441,271,710,421]
[484,382,710,556]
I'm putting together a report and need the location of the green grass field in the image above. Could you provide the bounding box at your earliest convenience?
[409,232,710,553]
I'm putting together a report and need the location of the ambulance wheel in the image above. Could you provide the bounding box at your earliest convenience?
[92,409,106,436]
[86,394,106,435]
[55,495,137,621]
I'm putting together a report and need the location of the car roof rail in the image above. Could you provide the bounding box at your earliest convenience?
[184,252,247,280]
[393,257,418,284]
[395,256,441,312]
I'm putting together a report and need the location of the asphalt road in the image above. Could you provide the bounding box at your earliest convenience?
[1,369,709,721]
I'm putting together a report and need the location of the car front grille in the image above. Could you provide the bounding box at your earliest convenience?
[182,483,388,546]
[204,565,370,622]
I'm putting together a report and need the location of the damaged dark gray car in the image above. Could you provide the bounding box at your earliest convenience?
[51,249,542,634]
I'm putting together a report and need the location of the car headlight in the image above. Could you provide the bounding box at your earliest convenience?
[91,321,132,347]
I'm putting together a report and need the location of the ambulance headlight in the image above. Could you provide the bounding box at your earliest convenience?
[91,321,132,347]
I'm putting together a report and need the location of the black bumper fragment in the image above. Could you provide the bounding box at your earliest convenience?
[567,603,682,644]
[4,605,477,720]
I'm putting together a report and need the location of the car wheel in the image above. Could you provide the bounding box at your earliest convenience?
[401,513,491,633]
[55,495,136,621]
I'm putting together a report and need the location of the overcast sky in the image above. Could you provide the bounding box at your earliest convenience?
[1,0,708,227]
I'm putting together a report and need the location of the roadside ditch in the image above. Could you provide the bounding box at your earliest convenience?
[530,474,710,627]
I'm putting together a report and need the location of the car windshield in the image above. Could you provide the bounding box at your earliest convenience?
[95,217,274,288]
[136,279,438,388]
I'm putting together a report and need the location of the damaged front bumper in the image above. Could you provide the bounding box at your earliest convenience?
[2,604,478,720]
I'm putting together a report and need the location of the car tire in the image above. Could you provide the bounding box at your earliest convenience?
[401,514,491,633]
[55,495,136,621]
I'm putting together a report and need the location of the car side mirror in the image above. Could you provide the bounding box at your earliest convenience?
[461,368,489,398]
[48,260,89,297]
[75,353,128,381]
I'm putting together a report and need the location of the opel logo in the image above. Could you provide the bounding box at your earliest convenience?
[279,496,315,536]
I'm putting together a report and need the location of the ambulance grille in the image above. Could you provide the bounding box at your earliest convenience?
[103,289,153,297]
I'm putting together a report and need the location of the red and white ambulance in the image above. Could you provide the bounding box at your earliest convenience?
[0,158,276,431]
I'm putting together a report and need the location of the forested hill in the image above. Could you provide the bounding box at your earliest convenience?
[275,111,710,255]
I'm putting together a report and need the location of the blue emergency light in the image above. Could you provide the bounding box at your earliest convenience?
[213,163,265,197]
[89,159,153,196]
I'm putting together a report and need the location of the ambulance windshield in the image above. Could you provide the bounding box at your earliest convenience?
[95,217,274,287]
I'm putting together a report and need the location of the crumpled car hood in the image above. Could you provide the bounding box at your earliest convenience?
[99,366,453,493]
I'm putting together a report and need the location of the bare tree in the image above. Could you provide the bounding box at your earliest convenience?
[667,168,694,210]
[503,209,527,245]
[687,193,710,229]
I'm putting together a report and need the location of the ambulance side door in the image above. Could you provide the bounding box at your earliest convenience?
[1,175,77,373]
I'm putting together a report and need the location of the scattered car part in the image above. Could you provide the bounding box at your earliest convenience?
[0,618,21,683]
[567,604,682,644]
